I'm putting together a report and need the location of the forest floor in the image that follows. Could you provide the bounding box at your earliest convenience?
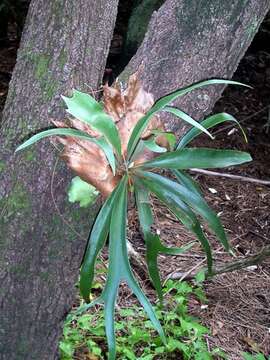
[124,40,270,357]
[0,12,269,360]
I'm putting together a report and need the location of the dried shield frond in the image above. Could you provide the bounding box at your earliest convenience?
[103,72,168,159]
[53,73,169,197]
[52,119,120,198]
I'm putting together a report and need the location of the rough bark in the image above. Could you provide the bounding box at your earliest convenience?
[124,0,165,60]
[120,0,270,134]
[0,1,118,359]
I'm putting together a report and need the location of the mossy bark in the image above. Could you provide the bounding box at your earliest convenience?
[120,0,270,134]
[0,0,118,359]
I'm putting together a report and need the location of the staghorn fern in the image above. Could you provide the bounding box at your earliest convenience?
[16,73,252,360]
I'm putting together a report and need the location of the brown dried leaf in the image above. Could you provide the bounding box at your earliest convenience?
[242,336,262,353]
[104,72,168,157]
[59,136,120,198]
[53,72,170,197]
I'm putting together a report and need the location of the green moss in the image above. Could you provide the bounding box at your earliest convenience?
[7,183,31,213]
[2,117,29,143]
[238,18,259,49]
[29,52,60,101]
[48,247,60,260]
[59,48,68,70]
[18,46,65,102]
[51,0,66,24]
[23,150,35,162]
[177,0,250,41]
[246,19,259,36]
[9,262,30,276]
[43,80,59,101]
[17,340,31,359]
[35,55,50,79]
[0,160,6,172]
[0,183,31,230]
[40,271,50,281]
[0,183,31,265]
[17,117,27,128]
[0,217,8,250]
[5,87,16,105]
[3,126,16,140]
[228,0,249,23]
[38,72,59,101]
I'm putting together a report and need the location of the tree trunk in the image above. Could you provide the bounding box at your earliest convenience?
[123,0,165,60]
[1,0,270,359]
[0,1,118,359]
[120,0,270,133]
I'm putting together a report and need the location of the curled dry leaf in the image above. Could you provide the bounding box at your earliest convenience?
[103,73,169,157]
[53,73,169,197]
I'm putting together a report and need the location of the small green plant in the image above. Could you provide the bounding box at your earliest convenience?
[60,280,227,359]
[16,74,252,359]
[242,352,269,360]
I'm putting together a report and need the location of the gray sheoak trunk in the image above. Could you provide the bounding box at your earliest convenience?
[120,0,270,133]
[0,0,269,359]
[0,1,119,359]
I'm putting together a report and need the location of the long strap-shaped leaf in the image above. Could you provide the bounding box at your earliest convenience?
[15,127,116,175]
[140,148,252,170]
[172,169,202,197]
[177,112,247,149]
[93,176,165,360]
[79,186,118,303]
[134,182,193,302]
[127,79,250,159]
[136,174,213,272]
[163,106,213,139]
[136,171,230,252]
[62,90,122,157]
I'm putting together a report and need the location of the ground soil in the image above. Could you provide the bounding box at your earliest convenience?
[0,9,269,360]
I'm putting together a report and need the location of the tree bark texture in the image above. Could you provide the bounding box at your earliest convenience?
[120,0,270,134]
[124,0,165,60]
[0,1,118,359]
